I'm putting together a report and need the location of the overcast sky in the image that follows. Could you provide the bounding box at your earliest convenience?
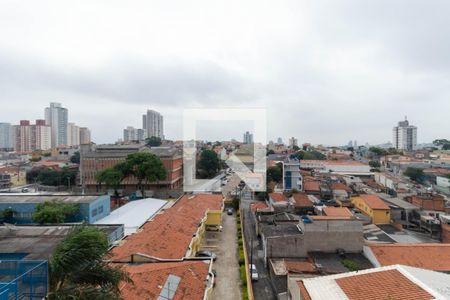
[0,0,449,145]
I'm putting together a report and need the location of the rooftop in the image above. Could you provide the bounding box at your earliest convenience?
[0,194,102,204]
[94,198,168,236]
[269,192,287,202]
[357,194,390,210]
[118,260,211,300]
[291,193,314,208]
[299,265,450,300]
[304,181,320,192]
[110,194,223,261]
[367,243,450,272]
[330,183,352,193]
[0,224,123,260]
[322,207,353,218]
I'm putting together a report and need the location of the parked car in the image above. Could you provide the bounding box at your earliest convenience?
[227,208,233,215]
[210,269,217,287]
[249,264,259,281]
[196,250,217,261]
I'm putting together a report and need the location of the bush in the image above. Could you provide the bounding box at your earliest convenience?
[341,259,360,271]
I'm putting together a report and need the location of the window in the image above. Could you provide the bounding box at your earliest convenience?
[98,206,103,214]
[91,208,98,217]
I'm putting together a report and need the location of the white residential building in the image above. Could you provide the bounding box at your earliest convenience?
[67,123,80,147]
[143,109,164,139]
[35,120,52,150]
[45,102,68,147]
[393,117,417,151]
[282,157,302,191]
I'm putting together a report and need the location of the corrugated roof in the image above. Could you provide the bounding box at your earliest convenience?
[95,198,167,236]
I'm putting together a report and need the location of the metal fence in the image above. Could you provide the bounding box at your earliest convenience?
[0,260,48,300]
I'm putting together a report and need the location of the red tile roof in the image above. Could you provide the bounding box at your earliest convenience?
[368,244,450,271]
[291,193,313,208]
[119,260,210,300]
[110,194,223,261]
[285,260,315,274]
[359,194,390,210]
[250,202,270,212]
[323,207,353,218]
[304,181,320,192]
[269,193,287,202]
[331,183,352,192]
[335,269,432,300]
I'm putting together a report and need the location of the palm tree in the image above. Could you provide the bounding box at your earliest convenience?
[47,225,131,300]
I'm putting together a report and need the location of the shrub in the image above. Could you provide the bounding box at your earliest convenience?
[341,259,360,271]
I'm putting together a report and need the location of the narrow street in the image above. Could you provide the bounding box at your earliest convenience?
[209,212,242,300]
[241,195,276,300]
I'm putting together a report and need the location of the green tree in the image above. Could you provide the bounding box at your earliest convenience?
[96,168,124,196]
[433,139,450,150]
[292,145,300,151]
[267,149,275,155]
[267,165,282,183]
[145,136,162,147]
[404,167,424,181]
[32,201,79,224]
[0,208,15,223]
[70,151,80,164]
[48,225,131,300]
[122,152,167,195]
[369,160,381,168]
[369,147,387,156]
[197,149,220,178]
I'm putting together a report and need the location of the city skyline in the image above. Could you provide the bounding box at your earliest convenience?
[0,1,449,145]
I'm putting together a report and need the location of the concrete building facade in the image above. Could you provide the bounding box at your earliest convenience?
[393,117,417,151]
[143,110,163,139]
[45,102,68,147]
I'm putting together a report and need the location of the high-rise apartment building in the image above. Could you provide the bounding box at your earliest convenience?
[45,102,68,147]
[123,126,138,142]
[393,117,417,151]
[79,127,91,145]
[143,110,164,139]
[34,119,52,150]
[13,120,51,152]
[0,123,13,150]
[243,131,254,144]
[67,123,80,147]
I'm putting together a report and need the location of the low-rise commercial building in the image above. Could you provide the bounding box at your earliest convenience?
[0,194,111,224]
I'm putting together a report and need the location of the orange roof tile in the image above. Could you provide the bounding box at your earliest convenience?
[323,207,353,218]
[331,183,352,192]
[309,215,352,221]
[250,202,269,212]
[304,181,320,192]
[359,194,390,210]
[291,193,314,208]
[285,260,315,274]
[335,269,433,300]
[269,193,287,202]
[119,260,210,300]
[368,244,450,271]
[110,194,223,261]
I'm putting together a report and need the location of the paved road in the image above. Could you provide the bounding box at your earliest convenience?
[241,197,276,300]
[209,212,242,300]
